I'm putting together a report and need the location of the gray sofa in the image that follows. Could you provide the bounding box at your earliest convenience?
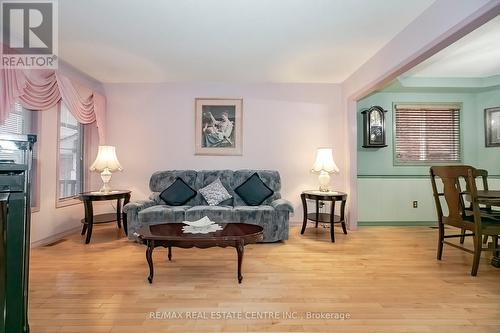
[123,170,293,242]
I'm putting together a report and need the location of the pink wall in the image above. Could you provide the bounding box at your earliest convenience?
[30,62,104,246]
[31,0,500,243]
[104,82,343,222]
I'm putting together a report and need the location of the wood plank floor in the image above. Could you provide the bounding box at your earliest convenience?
[29,225,500,333]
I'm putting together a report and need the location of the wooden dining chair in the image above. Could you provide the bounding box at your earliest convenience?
[430,165,500,276]
[458,169,500,244]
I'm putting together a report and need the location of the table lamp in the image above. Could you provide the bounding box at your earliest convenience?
[90,145,123,193]
[311,148,339,192]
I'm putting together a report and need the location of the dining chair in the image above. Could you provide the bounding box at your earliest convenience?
[458,169,500,244]
[430,165,500,276]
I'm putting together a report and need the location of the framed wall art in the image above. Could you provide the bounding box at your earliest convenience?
[485,107,500,147]
[195,98,243,155]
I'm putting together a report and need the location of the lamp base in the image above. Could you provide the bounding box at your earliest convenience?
[99,168,112,193]
[318,171,331,192]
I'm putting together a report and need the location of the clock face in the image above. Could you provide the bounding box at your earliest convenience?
[370,125,383,144]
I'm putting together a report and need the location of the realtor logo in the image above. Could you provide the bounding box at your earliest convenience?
[1,0,58,68]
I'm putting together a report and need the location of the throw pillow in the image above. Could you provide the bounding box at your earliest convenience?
[159,177,196,206]
[199,178,232,206]
[234,173,274,206]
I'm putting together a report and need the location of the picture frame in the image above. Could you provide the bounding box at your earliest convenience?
[485,107,500,147]
[195,98,243,155]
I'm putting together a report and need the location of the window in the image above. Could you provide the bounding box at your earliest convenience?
[394,104,461,164]
[57,103,84,202]
[0,103,40,209]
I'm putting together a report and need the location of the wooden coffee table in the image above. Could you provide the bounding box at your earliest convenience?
[137,223,263,284]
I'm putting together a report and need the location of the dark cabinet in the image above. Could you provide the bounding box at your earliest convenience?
[0,134,36,333]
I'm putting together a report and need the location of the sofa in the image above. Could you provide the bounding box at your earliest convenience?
[123,170,294,242]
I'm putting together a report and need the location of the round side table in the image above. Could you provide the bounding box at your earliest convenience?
[300,190,348,242]
[79,190,131,244]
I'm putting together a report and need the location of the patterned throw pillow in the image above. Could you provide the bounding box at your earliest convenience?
[199,178,232,206]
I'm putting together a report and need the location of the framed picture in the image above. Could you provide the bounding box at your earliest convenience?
[485,107,500,147]
[195,98,243,155]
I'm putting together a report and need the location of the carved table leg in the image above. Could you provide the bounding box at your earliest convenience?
[168,246,172,261]
[116,198,122,229]
[122,193,130,236]
[315,199,319,228]
[236,240,244,283]
[84,200,94,244]
[340,199,348,235]
[300,193,307,234]
[146,240,155,283]
[330,199,336,243]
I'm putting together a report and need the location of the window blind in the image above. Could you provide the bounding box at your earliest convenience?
[395,104,460,163]
[0,103,39,208]
[0,102,24,134]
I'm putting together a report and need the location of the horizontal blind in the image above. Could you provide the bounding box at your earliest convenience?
[0,102,24,134]
[395,105,460,163]
[0,103,39,208]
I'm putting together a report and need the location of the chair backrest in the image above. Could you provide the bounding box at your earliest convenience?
[429,165,480,230]
[475,169,489,191]
[457,169,490,210]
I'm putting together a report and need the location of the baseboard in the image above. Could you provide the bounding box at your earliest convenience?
[358,221,437,226]
[30,226,81,248]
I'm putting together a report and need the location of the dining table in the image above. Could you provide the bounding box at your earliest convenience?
[477,190,500,268]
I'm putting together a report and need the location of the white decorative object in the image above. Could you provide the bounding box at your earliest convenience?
[182,223,223,234]
[311,148,339,192]
[183,216,214,228]
[90,146,123,193]
[198,178,232,206]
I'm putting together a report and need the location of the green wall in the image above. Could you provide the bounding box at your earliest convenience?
[357,88,500,225]
[475,89,500,173]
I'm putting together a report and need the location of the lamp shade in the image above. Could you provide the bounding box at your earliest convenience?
[311,148,339,174]
[89,146,123,172]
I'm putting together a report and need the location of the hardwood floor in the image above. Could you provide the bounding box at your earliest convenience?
[29,225,500,332]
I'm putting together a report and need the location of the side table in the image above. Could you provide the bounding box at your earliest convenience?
[79,190,131,244]
[300,190,347,242]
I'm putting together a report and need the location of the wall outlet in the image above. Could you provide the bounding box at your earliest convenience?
[413,201,418,208]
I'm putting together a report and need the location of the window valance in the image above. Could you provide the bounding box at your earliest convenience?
[1,68,105,142]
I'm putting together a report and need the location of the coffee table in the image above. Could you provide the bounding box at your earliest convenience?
[137,223,263,283]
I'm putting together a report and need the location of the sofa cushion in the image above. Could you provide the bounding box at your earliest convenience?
[234,173,274,206]
[198,178,232,206]
[194,170,235,206]
[159,177,197,206]
[185,205,235,222]
[138,205,190,223]
[150,170,198,205]
[234,205,275,222]
[232,170,281,206]
[234,205,277,239]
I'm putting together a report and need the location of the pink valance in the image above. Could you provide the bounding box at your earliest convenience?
[0,68,105,141]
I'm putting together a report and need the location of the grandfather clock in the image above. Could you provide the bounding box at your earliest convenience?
[361,106,387,148]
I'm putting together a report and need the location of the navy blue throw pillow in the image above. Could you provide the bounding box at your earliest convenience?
[235,173,274,206]
[160,177,196,206]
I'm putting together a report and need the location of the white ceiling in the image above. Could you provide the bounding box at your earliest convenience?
[59,0,435,83]
[404,15,500,78]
